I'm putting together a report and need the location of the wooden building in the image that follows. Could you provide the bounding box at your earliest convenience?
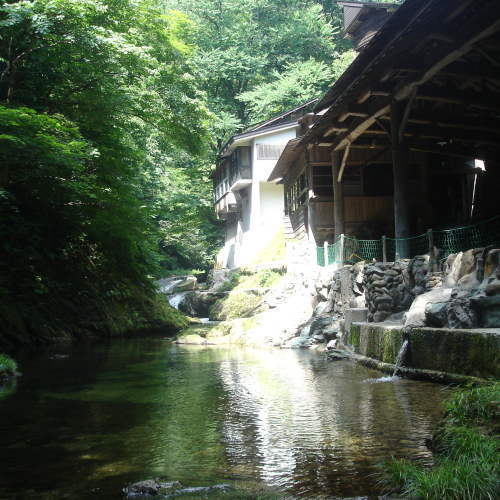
[270,0,500,259]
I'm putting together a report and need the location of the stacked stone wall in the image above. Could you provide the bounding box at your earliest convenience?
[363,261,412,322]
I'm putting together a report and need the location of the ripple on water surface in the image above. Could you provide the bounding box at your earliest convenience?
[0,340,450,498]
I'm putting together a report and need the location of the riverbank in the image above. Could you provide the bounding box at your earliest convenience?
[0,291,188,351]
[173,266,324,348]
[382,382,499,499]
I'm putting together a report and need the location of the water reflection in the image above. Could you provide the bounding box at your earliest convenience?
[216,348,447,496]
[0,341,448,499]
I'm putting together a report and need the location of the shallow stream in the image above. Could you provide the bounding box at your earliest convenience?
[0,339,450,498]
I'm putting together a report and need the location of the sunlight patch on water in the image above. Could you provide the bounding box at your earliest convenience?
[363,376,400,383]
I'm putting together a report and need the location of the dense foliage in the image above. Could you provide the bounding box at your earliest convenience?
[0,0,202,341]
[0,0,354,342]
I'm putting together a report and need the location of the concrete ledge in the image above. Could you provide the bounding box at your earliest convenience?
[349,322,500,379]
[348,353,484,385]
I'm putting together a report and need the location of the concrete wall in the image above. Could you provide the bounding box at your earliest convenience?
[347,322,500,379]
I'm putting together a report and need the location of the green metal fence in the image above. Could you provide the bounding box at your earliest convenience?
[317,214,500,266]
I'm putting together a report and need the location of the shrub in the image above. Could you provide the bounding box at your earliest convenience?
[0,354,17,375]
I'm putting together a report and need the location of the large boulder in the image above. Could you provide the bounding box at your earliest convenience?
[178,291,226,317]
[404,287,452,327]
[171,275,197,292]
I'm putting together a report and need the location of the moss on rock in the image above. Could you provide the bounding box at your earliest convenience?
[209,291,264,321]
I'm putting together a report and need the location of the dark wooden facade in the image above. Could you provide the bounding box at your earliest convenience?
[272,0,500,255]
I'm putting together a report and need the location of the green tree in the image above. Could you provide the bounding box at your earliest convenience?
[0,0,209,341]
[237,55,355,123]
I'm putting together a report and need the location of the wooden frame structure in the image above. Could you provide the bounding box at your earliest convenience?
[272,0,500,258]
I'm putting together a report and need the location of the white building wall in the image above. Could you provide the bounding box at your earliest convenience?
[253,129,297,181]
[218,126,297,269]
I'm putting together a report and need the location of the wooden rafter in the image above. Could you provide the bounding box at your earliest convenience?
[395,16,500,100]
[415,86,500,109]
[330,99,391,151]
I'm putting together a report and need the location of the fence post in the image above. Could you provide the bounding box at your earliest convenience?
[323,240,328,267]
[382,235,387,263]
[427,228,437,272]
[340,234,345,266]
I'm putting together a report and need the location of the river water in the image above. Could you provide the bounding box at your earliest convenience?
[0,339,450,499]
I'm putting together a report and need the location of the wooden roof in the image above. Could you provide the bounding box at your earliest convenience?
[307,0,500,166]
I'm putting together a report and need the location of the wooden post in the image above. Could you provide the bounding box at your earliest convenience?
[331,149,345,241]
[382,235,387,263]
[391,99,411,259]
[340,234,345,266]
[427,228,437,272]
[323,240,328,267]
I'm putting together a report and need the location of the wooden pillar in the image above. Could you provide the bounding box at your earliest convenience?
[331,149,345,241]
[391,99,411,259]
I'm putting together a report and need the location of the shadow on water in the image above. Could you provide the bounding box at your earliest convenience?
[0,340,450,498]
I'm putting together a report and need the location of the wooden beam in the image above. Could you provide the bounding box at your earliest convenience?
[337,104,371,122]
[438,62,500,82]
[323,124,349,137]
[380,111,500,135]
[399,88,417,142]
[337,143,351,183]
[405,124,500,145]
[330,98,391,151]
[474,45,500,67]
[395,17,500,101]
[331,150,345,240]
[415,86,500,111]
[408,141,500,162]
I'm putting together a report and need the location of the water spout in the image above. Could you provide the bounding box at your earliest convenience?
[393,339,409,377]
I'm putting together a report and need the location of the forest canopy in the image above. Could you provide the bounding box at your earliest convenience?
[0,0,354,340]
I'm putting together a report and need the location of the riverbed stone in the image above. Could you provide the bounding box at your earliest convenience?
[122,479,181,497]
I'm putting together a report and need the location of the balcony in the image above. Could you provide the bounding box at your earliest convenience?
[213,146,252,209]
[228,164,251,191]
[215,190,240,220]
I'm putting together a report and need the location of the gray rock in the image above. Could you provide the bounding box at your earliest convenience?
[373,311,390,322]
[178,291,226,317]
[404,287,452,327]
[122,480,181,497]
[327,348,350,360]
[446,289,478,329]
[471,294,500,328]
[326,339,338,350]
[425,301,448,327]
[172,276,197,292]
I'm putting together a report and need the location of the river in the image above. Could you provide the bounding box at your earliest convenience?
[0,338,450,498]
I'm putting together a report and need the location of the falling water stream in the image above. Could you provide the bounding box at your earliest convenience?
[393,339,409,377]
[0,339,450,499]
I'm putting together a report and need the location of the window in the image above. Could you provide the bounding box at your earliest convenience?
[285,172,308,214]
[257,144,284,160]
[312,165,333,197]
